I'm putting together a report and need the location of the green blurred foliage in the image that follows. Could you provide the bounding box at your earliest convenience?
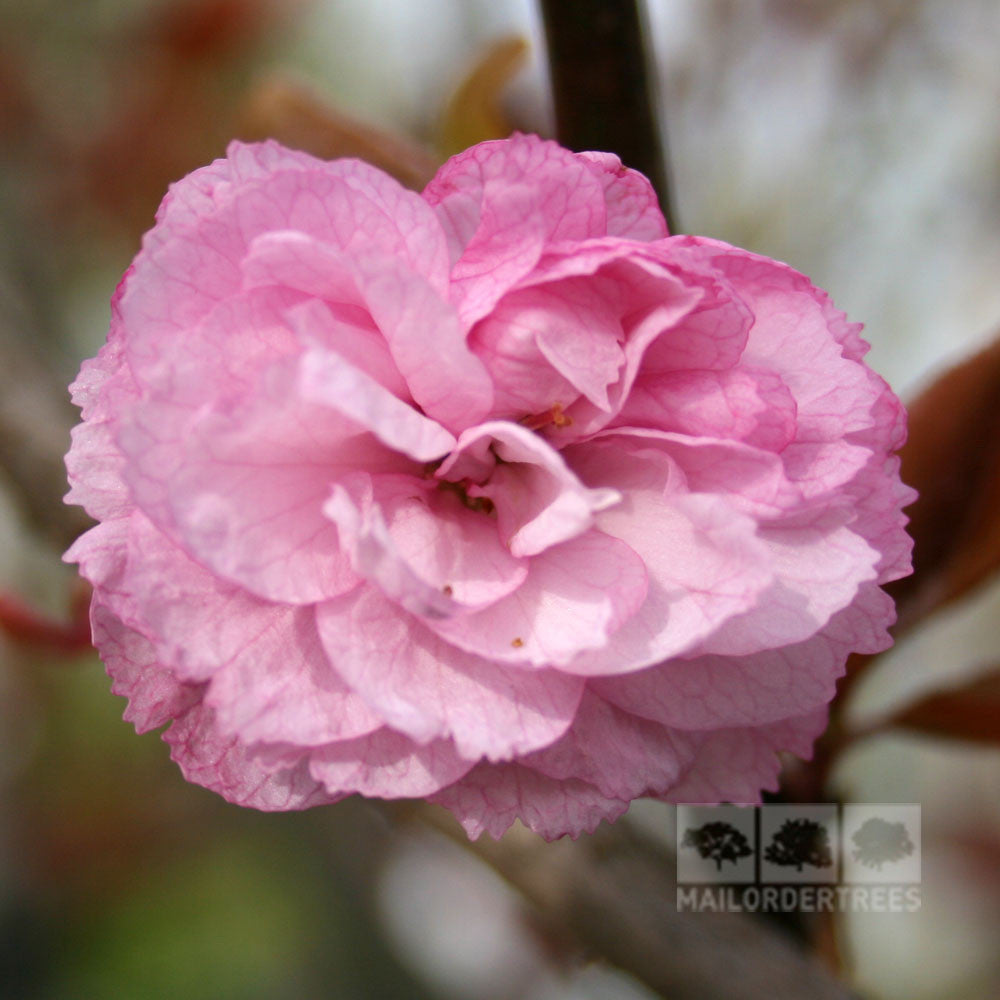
[4,651,438,999]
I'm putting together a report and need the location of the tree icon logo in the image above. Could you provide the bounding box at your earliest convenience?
[763,818,834,872]
[851,817,915,870]
[681,821,754,872]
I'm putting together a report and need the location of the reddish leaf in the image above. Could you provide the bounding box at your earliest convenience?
[889,667,1000,745]
[889,331,1000,631]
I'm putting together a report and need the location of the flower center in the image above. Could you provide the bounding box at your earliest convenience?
[436,477,495,515]
[518,402,573,431]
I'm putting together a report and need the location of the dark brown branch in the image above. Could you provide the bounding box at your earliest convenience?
[539,0,677,232]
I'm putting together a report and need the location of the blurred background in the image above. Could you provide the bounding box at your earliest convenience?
[2,1,1000,997]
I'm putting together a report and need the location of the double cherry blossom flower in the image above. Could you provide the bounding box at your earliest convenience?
[65,135,913,839]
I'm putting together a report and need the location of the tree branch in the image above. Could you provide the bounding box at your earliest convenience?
[538,0,677,232]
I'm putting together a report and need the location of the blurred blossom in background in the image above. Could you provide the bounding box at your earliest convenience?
[2,1,1000,998]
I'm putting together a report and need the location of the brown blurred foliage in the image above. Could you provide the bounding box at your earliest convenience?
[239,77,439,190]
[78,0,299,238]
[889,666,1000,745]
[439,36,528,156]
[889,334,1000,631]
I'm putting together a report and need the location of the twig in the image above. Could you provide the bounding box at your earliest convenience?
[0,585,92,653]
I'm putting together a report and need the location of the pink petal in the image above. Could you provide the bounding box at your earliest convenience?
[779,439,876,500]
[469,278,625,416]
[524,691,693,799]
[91,601,201,733]
[348,249,493,431]
[632,243,753,373]
[294,303,456,462]
[315,586,584,759]
[427,530,648,668]
[68,275,131,420]
[423,134,609,326]
[695,511,880,657]
[594,646,836,732]
[165,703,338,810]
[577,150,669,239]
[424,135,609,258]
[375,475,528,606]
[429,762,629,841]
[661,710,828,804]
[471,238,700,444]
[673,237,898,491]
[478,463,615,559]
[565,491,774,676]
[85,515,382,746]
[117,286,420,604]
[573,431,891,661]
[324,477,458,620]
[241,231,363,308]
[121,219,241,358]
[308,729,474,798]
[844,455,916,585]
[493,242,704,442]
[221,150,452,293]
[134,287,308,407]
[324,472,528,615]
[65,517,129,591]
[115,288,377,606]
[120,393,365,604]
[616,366,798,451]
[439,421,620,558]
[65,321,139,520]
[688,240,881,436]
[65,417,132,521]
[589,593,892,730]
[572,428,802,519]
[242,231,493,434]
[205,611,384,747]
[242,233,410,399]
[122,140,451,360]
[153,154,235,232]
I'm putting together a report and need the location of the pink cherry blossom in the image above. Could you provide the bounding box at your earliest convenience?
[65,134,914,839]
